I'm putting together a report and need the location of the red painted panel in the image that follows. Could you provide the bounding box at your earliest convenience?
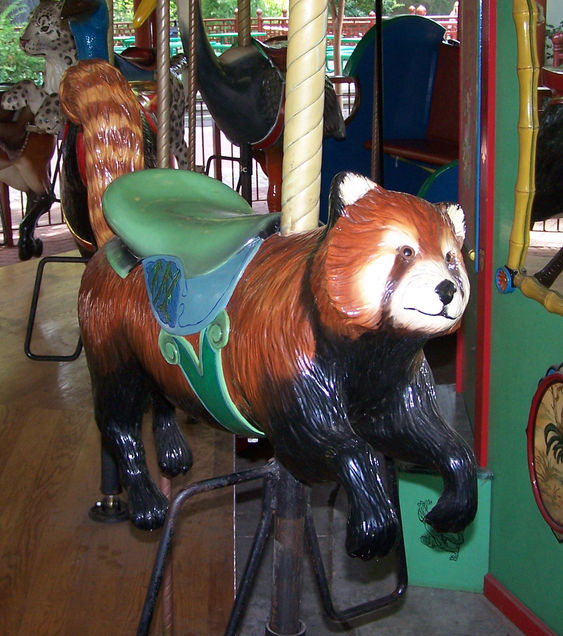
[484,574,558,636]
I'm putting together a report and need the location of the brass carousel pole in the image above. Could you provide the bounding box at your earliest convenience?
[237,0,253,202]
[155,0,173,632]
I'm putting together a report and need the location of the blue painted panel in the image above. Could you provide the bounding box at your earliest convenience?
[320,15,447,218]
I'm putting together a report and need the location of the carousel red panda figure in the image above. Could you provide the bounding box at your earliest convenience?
[60,59,477,561]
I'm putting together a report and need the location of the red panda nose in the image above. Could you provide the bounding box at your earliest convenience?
[435,280,456,305]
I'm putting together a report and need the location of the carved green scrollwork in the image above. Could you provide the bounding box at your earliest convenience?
[158,310,264,438]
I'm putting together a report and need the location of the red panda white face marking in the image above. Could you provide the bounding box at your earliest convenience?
[327,174,470,337]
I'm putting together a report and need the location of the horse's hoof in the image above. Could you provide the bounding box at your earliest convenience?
[18,240,33,261]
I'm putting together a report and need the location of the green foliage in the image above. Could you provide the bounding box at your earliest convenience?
[201,0,286,19]
[113,0,177,24]
[345,1,404,17]
[0,1,44,85]
[345,0,457,17]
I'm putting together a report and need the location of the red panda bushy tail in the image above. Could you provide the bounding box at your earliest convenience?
[59,59,145,247]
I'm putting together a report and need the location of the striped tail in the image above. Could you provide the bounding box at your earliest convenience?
[59,59,145,247]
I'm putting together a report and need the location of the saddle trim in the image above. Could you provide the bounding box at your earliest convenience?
[158,311,264,438]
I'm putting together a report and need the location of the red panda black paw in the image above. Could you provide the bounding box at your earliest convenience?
[424,490,477,535]
[345,506,400,561]
[154,424,193,477]
[126,478,169,530]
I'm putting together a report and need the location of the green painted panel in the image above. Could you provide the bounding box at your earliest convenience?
[399,471,491,592]
[486,3,563,633]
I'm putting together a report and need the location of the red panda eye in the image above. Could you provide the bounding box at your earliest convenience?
[399,245,415,260]
[445,251,454,264]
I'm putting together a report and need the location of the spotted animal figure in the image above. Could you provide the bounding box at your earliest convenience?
[0,0,77,135]
[1,81,61,135]
[2,0,189,258]
[2,0,188,168]
[61,59,478,560]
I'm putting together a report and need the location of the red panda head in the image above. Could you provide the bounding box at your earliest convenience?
[317,172,469,337]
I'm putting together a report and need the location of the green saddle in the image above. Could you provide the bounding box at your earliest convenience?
[102,169,280,278]
[101,169,276,438]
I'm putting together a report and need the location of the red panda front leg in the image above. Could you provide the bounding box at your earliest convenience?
[356,360,477,535]
[267,374,400,561]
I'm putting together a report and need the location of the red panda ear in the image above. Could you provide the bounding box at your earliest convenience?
[327,172,380,227]
[439,202,466,246]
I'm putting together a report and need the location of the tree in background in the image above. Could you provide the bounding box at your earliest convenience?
[0,0,44,84]
[418,1,457,15]
[345,1,403,17]
[202,0,286,19]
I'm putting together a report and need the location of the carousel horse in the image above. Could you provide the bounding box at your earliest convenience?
[60,59,477,560]
[0,0,188,257]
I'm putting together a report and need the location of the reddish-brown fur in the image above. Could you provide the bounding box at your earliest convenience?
[67,60,476,550]
[0,107,56,195]
[317,186,461,334]
[59,59,144,246]
[80,228,323,432]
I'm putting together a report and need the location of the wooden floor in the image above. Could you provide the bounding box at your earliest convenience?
[0,253,236,635]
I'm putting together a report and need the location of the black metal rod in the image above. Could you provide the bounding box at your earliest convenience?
[225,474,276,636]
[100,437,122,495]
[137,461,277,636]
[239,142,253,204]
[267,464,309,635]
[306,456,407,623]
[370,0,384,184]
[24,255,88,361]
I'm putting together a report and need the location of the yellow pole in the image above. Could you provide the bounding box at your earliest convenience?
[508,0,538,271]
[281,0,328,234]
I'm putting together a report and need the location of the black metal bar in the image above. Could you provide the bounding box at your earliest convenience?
[239,142,253,204]
[306,456,407,623]
[370,0,384,184]
[225,473,276,636]
[24,255,88,361]
[204,154,243,176]
[267,464,309,636]
[137,461,277,636]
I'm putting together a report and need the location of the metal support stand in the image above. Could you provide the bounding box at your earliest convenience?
[204,146,253,205]
[24,255,88,361]
[137,457,407,635]
[89,438,129,523]
[267,465,308,636]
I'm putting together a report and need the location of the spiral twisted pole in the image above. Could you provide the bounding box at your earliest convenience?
[187,0,196,170]
[156,4,173,631]
[156,0,171,169]
[281,0,328,234]
[237,0,251,47]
